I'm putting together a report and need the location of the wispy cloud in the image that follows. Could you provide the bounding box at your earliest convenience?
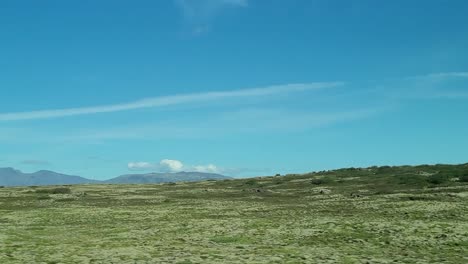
[175,0,248,35]
[128,159,221,174]
[21,159,51,166]
[2,71,465,144]
[0,82,342,122]
[192,164,220,173]
[127,159,270,176]
[408,72,468,80]
[46,107,379,144]
[128,162,158,171]
[389,71,468,100]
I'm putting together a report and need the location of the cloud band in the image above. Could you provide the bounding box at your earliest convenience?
[0,82,342,122]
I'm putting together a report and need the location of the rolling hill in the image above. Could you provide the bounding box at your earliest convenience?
[0,167,97,187]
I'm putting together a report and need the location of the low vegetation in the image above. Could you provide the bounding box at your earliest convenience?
[35,187,72,194]
[0,163,467,263]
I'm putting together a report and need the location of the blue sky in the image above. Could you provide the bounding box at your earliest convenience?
[1,0,468,179]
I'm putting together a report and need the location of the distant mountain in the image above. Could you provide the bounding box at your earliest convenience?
[0,168,98,187]
[105,171,231,184]
[0,167,231,187]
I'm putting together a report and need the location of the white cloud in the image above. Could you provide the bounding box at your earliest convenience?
[0,82,342,122]
[127,159,185,173]
[23,107,378,144]
[410,72,468,80]
[159,159,184,172]
[175,0,248,18]
[127,159,222,174]
[193,164,220,173]
[128,162,155,171]
[21,160,51,166]
[223,0,248,6]
[175,0,248,34]
[384,71,468,100]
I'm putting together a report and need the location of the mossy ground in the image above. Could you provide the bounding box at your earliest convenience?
[1,164,468,263]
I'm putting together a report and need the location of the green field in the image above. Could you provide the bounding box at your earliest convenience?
[1,164,468,263]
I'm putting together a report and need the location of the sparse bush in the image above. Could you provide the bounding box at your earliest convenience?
[36,187,72,194]
[311,178,324,185]
[244,179,257,185]
[407,196,432,201]
[310,177,332,185]
[377,166,392,174]
[56,198,76,202]
[52,187,72,194]
[0,185,4,188]
[459,174,468,182]
[273,179,283,184]
[37,195,51,200]
[397,175,427,185]
[427,174,450,185]
[372,184,395,195]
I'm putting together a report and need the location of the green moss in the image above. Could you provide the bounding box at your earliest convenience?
[0,163,467,263]
[210,235,252,244]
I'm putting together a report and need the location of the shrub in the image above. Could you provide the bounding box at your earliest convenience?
[244,179,257,185]
[311,178,325,185]
[397,175,427,186]
[311,177,332,185]
[376,166,392,174]
[427,174,449,185]
[407,196,432,201]
[37,195,51,200]
[56,198,76,202]
[459,174,468,183]
[36,187,72,194]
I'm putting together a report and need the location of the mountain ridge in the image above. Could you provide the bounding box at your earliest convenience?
[105,171,230,184]
[0,167,98,187]
[0,167,230,187]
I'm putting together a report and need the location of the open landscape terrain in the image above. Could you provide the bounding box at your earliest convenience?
[1,163,468,263]
[2,1,468,263]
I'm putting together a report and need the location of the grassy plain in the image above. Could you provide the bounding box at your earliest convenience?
[1,164,468,263]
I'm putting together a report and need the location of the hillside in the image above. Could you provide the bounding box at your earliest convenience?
[0,163,467,263]
[0,168,97,187]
